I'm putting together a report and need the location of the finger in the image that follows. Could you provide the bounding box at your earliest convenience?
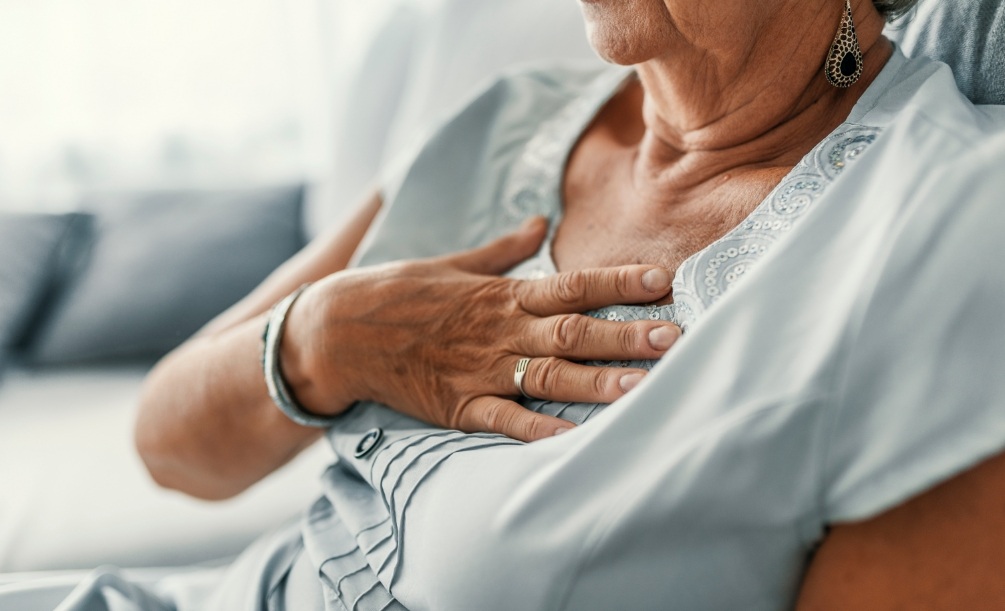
[518,265,672,315]
[516,315,681,360]
[456,395,574,442]
[445,216,548,275]
[517,357,648,404]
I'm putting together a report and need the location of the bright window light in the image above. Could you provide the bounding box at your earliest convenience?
[0,0,330,211]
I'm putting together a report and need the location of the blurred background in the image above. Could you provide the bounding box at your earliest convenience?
[0,0,598,575]
[0,0,385,215]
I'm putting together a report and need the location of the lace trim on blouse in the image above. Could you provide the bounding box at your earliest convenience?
[503,70,881,363]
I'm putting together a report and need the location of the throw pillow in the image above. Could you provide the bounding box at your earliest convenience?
[27,185,304,364]
[0,213,90,352]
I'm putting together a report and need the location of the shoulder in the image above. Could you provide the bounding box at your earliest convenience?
[798,447,1005,610]
[361,62,620,265]
[871,52,1005,144]
[821,127,1005,522]
[800,118,1005,611]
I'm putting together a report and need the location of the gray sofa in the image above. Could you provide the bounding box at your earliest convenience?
[0,185,335,571]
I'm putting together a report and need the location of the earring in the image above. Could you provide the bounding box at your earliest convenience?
[825,0,864,88]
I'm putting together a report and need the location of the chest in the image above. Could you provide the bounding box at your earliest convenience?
[552,145,789,281]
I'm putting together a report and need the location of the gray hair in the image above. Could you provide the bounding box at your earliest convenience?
[873,0,921,20]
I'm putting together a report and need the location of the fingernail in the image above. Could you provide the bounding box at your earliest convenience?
[619,372,644,393]
[648,326,680,351]
[642,268,671,292]
[553,426,572,436]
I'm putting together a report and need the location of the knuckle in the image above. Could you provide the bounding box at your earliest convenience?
[521,415,544,441]
[553,314,587,352]
[620,323,642,353]
[553,271,588,305]
[615,266,635,298]
[444,395,466,430]
[531,356,564,396]
[497,406,520,436]
[478,400,503,433]
[453,397,487,433]
[447,404,465,432]
[505,279,529,313]
[593,369,614,397]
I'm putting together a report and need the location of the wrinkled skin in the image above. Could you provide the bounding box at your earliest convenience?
[283,217,680,441]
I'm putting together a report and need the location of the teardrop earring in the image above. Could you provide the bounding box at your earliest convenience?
[825,0,864,88]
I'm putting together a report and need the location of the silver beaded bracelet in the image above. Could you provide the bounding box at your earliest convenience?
[261,283,340,428]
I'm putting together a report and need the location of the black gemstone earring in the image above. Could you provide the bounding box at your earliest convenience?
[825,0,864,88]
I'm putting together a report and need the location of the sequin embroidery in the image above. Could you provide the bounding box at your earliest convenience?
[503,72,880,374]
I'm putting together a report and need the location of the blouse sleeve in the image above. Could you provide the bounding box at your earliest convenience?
[822,132,1005,523]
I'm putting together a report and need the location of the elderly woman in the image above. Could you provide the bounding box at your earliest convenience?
[11,0,1005,608]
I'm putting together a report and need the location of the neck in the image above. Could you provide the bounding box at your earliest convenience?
[632,0,892,194]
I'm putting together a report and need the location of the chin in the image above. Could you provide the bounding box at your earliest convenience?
[585,27,660,66]
[580,2,670,66]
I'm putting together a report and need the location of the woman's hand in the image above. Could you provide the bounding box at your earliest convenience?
[282,217,681,442]
[135,205,678,500]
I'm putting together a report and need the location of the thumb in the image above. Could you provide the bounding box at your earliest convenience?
[448,216,549,275]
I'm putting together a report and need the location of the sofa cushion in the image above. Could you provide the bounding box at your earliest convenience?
[0,364,332,571]
[0,213,90,355]
[886,0,1005,104]
[27,185,304,364]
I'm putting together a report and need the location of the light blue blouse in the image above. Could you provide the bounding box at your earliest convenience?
[10,49,1005,611]
[306,48,1005,611]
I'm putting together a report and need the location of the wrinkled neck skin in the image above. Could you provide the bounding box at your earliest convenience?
[627,0,893,198]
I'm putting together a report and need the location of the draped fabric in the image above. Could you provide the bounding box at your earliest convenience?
[5,46,1005,611]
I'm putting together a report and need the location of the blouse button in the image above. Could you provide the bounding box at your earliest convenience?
[354,428,384,458]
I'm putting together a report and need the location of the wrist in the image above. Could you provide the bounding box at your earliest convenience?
[262,284,348,427]
[279,280,359,417]
[276,292,326,413]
